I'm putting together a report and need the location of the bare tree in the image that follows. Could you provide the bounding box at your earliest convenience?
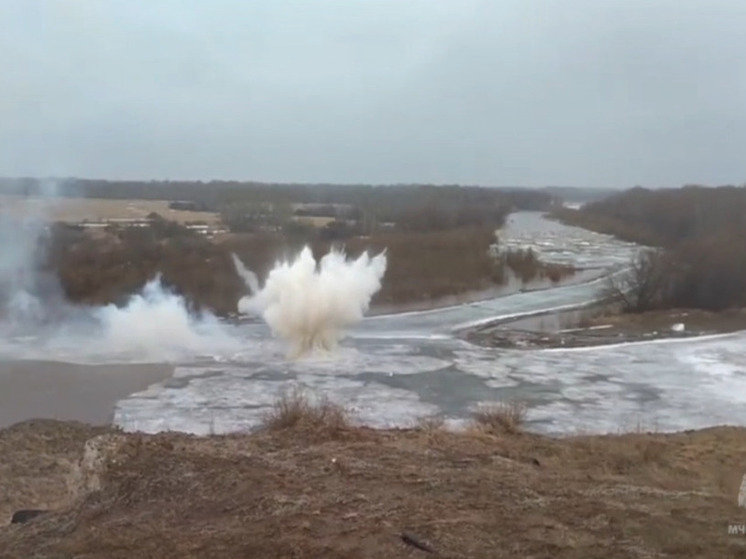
[602,249,674,312]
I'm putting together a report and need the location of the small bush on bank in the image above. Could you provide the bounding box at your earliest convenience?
[262,388,351,435]
[471,402,527,435]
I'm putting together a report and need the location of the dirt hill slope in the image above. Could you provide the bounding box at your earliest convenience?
[2,418,746,558]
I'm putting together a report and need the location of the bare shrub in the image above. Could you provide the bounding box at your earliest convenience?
[262,387,351,435]
[499,248,574,284]
[471,401,526,435]
[543,263,574,283]
[51,220,246,315]
[503,248,541,282]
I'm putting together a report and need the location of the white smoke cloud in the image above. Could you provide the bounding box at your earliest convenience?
[235,246,387,358]
[90,275,242,361]
[0,180,67,328]
[0,182,241,362]
[0,182,387,363]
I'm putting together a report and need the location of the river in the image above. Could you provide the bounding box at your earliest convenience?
[2,211,744,436]
[112,213,746,436]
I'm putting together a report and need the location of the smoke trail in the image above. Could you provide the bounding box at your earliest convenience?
[234,246,387,358]
[231,253,260,294]
[0,180,68,329]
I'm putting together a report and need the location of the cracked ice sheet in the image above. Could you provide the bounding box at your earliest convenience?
[213,342,452,377]
[497,211,641,269]
[489,331,746,435]
[113,372,440,435]
[451,348,521,389]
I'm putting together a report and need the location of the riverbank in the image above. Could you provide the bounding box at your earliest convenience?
[2,416,746,558]
[465,307,746,349]
[368,267,604,316]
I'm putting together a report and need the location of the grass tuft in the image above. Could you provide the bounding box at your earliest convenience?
[471,401,527,435]
[262,387,351,436]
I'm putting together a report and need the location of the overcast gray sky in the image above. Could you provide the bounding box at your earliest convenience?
[1,0,745,187]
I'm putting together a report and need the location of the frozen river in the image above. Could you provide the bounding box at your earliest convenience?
[112,213,746,436]
[2,212,745,436]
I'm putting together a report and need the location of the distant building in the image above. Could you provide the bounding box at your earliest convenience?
[168,200,200,211]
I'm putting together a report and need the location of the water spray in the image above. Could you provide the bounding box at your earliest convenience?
[234,246,387,358]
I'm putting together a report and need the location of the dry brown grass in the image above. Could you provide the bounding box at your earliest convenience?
[3,419,746,557]
[416,414,447,432]
[0,420,109,524]
[4,420,746,558]
[261,387,352,438]
[471,401,527,434]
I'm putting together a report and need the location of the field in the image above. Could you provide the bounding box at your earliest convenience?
[2,402,746,558]
[0,195,221,225]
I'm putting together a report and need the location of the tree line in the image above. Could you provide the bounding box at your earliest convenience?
[1,177,563,240]
[552,185,746,312]
[0,177,558,215]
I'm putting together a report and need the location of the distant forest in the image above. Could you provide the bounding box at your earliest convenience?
[553,185,746,247]
[553,185,746,312]
[0,177,562,210]
[0,177,574,236]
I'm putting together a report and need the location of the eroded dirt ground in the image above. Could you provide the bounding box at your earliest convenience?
[3,419,746,558]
